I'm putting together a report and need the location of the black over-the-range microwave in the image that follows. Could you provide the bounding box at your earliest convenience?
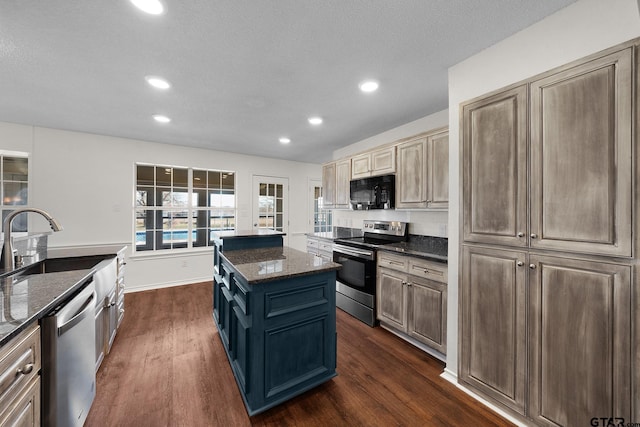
[349,174,395,210]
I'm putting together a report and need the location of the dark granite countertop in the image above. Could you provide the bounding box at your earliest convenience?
[0,244,127,347]
[220,246,341,284]
[0,269,94,347]
[306,227,362,242]
[213,229,286,239]
[378,235,448,264]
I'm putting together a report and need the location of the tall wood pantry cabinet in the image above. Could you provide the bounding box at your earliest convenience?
[460,40,637,426]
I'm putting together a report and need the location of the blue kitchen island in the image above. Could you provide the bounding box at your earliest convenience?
[212,230,340,416]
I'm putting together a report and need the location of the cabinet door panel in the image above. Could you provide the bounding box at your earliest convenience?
[396,138,427,208]
[530,48,632,256]
[460,246,527,413]
[377,268,407,330]
[427,132,449,209]
[335,159,351,208]
[370,147,395,176]
[529,255,631,426]
[351,154,370,179]
[408,278,446,354]
[462,86,528,246]
[321,163,336,208]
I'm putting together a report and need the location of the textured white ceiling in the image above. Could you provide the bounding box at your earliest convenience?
[0,1,576,163]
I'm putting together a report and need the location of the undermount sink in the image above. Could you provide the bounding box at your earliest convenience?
[16,255,108,276]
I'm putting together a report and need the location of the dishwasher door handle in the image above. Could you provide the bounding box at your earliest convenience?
[58,291,96,336]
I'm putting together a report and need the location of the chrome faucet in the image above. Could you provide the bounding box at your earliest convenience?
[2,208,63,272]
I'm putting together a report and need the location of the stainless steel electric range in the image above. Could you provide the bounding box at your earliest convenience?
[332,220,408,326]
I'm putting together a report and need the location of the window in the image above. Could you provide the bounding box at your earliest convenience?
[1,153,29,232]
[135,164,235,252]
[313,185,332,233]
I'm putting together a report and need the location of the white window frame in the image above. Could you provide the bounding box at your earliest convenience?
[134,163,236,253]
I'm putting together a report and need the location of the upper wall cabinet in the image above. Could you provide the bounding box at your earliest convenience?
[463,47,632,257]
[351,146,396,179]
[396,130,449,209]
[322,159,351,209]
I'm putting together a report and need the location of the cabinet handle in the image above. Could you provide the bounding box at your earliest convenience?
[389,261,404,266]
[401,281,407,285]
[517,232,525,237]
[529,264,536,269]
[530,233,538,239]
[426,200,432,203]
[406,282,412,287]
[16,363,34,376]
[516,261,524,267]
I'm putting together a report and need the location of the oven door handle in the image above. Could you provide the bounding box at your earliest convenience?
[333,245,374,260]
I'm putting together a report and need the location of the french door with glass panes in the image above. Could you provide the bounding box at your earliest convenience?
[252,176,288,244]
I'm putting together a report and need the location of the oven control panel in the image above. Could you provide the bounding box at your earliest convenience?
[362,220,407,237]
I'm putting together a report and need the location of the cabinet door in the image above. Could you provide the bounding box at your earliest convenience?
[530,48,632,257]
[396,138,427,208]
[377,268,407,331]
[460,245,527,414]
[370,147,396,176]
[0,377,40,427]
[408,276,446,354]
[426,131,449,209]
[462,85,528,246]
[335,159,351,208]
[351,153,371,179]
[528,255,631,426]
[321,162,336,208]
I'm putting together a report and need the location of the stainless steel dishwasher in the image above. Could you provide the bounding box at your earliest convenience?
[42,279,97,427]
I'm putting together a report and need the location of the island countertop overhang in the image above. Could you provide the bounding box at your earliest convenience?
[218,246,340,284]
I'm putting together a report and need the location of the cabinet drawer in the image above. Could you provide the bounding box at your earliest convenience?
[408,258,447,283]
[377,252,408,272]
[318,241,333,254]
[0,325,40,413]
[233,278,250,316]
[306,239,319,249]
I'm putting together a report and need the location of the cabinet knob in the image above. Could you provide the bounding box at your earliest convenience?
[516,261,524,267]
[529,264,536,269]
[17,363,34,376]
[426,200,432,203]
[530,233,538,239]
[517,232,525,237]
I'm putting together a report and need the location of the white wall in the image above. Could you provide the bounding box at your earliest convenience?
[446,0,640,378]
[332,109,449,237]
[1,121,320,291]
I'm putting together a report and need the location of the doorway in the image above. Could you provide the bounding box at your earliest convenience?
[252,175,289,245]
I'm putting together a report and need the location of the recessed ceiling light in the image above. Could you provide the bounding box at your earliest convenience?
[153,114,171,123]
[279,137,291,144]
[308,117,323,125]
[130,0,164,15]
[145,75,171,89]
[359,80,379,93]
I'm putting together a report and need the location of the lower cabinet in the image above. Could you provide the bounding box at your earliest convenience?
[377,251,447,355]
[213,257,337,416]
[0,324,41,427]
[460,245,632,425]
[460,246,527,413]
[306,237,333,262]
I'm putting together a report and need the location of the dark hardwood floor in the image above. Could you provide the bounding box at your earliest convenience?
[85,281,512,427]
